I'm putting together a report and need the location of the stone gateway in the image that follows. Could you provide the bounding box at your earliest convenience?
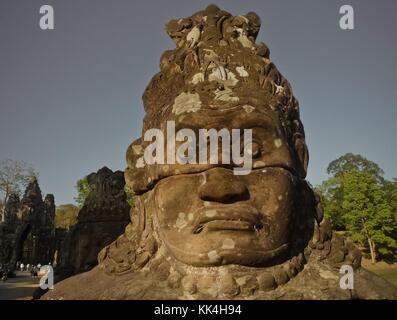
[43,5,397,300]
[0,179,56,266]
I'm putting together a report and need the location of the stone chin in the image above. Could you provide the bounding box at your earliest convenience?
[162,239,290,267]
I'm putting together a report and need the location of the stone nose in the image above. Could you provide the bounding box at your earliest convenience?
[199,167,249,203]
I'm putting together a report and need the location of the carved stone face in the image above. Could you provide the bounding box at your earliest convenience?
[153,167,297,266]
[116,5,311,274]
[145,107,303,267]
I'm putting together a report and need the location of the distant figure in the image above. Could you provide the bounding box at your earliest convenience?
[33,267,38,279]
[37,263,42,270]
[26,264,30,271]
[20,263,25,271]
[1,268,8,282]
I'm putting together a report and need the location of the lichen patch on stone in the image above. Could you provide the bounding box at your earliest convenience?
[235,28,253,48]
[275,84,284,95]
[222,238,235,249]
[242,105,255,113]
[206,209,217,217]
[176,212,188,229]
[191,72,205,84]
[207,250,220,262]
[274,139,282,148]
[136,157,145,168]
[214,87,239,102]
[172,92,202,115]
[208,67,238,86]
[236,66,249,77]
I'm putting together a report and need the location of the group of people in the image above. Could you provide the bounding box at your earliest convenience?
[16,261,49,279]
[18,262,40,271]
[0,261,51,282]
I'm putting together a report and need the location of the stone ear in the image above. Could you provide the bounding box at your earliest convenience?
[294,136,309,178]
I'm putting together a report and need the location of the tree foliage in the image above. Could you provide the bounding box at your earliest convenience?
[316,177,345,230]
[342,171,397,262]
[388,180,397,240]
[74,177,90,207]
[317,153,397,262]
[387,180,397,213]
[0,159,38,204]
[327,153,384,183]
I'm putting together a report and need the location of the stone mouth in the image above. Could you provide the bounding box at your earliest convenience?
[192,205,263,234]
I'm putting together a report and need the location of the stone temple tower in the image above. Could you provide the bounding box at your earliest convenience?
[0,178,56,265]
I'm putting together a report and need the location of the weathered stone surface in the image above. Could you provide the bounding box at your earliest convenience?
[56,167,130,276]
[41,249,397,300]
[43,5,397,300]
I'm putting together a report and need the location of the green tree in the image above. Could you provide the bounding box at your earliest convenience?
[327,153,384,183]
[316,177,345,230]
[74,177,90,207]
[386,179,397,213]
[389,180,397,240]
[342,170,397,263]
[317,153,388,231]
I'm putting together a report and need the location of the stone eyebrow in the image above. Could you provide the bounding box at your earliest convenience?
[232,116,277,132]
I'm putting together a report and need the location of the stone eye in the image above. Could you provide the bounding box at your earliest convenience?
[244,141,261,158]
